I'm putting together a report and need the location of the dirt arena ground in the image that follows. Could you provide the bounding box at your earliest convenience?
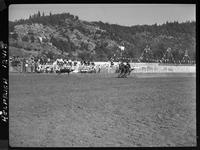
[9,72,196,147]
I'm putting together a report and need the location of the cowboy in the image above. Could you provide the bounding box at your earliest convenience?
[123,62,129,77]
[126,61,131,69]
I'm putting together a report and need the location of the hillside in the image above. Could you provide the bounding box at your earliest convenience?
[9,12,196,62]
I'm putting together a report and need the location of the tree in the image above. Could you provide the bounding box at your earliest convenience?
[11,33,18,40]
[78,51,92,61]
[30,36,35,43]
[8,14,196,62]
[22,35,29,42]
[38,11,41,17]
[75,16,79,20]
[46,51,54,59]
[9,21,15,32]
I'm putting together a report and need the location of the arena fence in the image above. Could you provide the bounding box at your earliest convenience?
[94,62,196,73]
[129,63,196,73]
[9,61,196,73]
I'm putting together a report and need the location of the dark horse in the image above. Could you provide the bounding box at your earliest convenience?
[56,68,74,75]
[117,63,134,78]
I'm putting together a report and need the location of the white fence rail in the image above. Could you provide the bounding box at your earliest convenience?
[129,63,196,73]
[9,62,196,73]
[95,62,196,73]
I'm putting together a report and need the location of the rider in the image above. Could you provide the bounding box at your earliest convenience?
[123,62,129,75]
[126,61,131,75]
[119,61,124,70]
[126,61,131,69]
[118,61,124,76]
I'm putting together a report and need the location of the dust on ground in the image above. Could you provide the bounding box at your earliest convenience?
[9,73,196,147]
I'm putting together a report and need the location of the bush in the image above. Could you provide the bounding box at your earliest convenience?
[10,42,23,49]
[26,47,32,51]
[11,33,18,40]
[22,35,29,42]
[30,36,35,43]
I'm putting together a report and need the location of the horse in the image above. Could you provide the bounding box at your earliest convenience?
[56,67,74,75]
[117,63,134,78]
[118,63,127,78]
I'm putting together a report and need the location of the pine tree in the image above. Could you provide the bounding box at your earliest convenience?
[38,11,41,17]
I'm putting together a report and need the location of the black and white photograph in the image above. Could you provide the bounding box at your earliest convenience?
[9,4,196,147]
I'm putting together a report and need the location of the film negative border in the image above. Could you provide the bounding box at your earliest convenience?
[0,41,8,140]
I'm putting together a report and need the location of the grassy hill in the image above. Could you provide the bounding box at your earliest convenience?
[9,12,196,62]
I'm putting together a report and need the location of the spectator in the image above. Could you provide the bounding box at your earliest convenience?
[22,58,26,72]
[25,60,28,72]
[74,61,77,66]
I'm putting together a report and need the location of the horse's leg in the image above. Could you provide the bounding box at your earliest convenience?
[118,72,121,78]
[125,69,129,77]
[125,70,128,78]
[67,70,70,75]
[118,68,120,77]
[121,68,125,78]
[124,68,128,78]
[127,69,130,77]
[117,71,120,78]
[123,69,126,78]
[123,68,126,77]
[119,68,123,78]
[127,69,130,75]
[117,68,120,77]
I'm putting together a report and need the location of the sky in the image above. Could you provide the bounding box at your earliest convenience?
[9,4,196,26]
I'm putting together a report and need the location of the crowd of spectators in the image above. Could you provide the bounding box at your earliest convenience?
[9,55,195,73]
[9,56,54,73]
[9,56,97,73]
[10,56,36,72]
